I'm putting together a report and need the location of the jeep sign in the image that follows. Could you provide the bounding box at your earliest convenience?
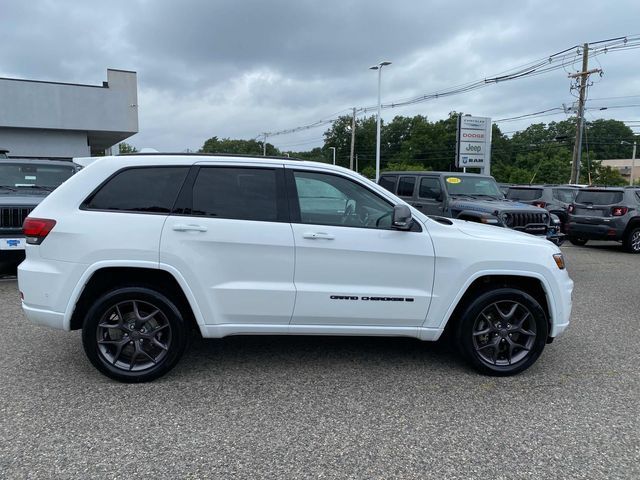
[456,115,492,173]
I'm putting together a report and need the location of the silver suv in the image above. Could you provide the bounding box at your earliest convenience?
[567,187,640,252]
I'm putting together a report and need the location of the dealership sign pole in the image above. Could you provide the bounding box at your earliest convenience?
[456,115,492,175]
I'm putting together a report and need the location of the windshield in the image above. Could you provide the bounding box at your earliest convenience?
[506,188,543,201]
[0,163,76,189]
[444,176,503,198]
[575,190,623,205]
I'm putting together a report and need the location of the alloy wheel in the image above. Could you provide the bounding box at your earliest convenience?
[96,300,172,372]
[472,300,537,366]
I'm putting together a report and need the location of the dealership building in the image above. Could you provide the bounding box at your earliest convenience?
[0,69,138,159]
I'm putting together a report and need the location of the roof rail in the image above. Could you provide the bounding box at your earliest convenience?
[119,152,304,162]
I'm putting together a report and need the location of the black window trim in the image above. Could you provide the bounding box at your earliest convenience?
[285,168,421,232]
[80,165,191,215]
[172,165,289,223]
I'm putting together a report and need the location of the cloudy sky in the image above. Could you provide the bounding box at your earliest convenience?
[2,0,639,154]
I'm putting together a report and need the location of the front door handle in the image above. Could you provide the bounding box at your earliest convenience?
[302,232,335,240]
[172,223,208,232]
[413,203,423,208]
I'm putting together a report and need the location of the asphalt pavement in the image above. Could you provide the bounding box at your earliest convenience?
[0,242,638,479]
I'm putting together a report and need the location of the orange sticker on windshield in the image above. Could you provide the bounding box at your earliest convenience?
[446,177,461,184]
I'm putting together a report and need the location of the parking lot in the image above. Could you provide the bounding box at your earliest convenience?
[0,243,638,479]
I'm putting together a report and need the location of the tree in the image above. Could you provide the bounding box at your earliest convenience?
[200,137,280,156]
[118,142,137,154]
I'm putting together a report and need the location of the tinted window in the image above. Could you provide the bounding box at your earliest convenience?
[84,167,188,213]
[294,171,393,229]
[418,177,442,199]
[397,176,416,197]
[575,190,624,205]
[506,188,543,201]
[379,175,397,193]
[552,188,577,203]
[192,167,279,222]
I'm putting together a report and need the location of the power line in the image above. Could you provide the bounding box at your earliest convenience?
[259,35,640,143]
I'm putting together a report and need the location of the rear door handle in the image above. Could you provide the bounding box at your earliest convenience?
[302,232,335,240]
[172,223,208,232]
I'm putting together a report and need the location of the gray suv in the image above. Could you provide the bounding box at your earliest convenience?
[0,154,78,272]
[567,187,640,253]
[506,185,580,232]
[378,171,563,244]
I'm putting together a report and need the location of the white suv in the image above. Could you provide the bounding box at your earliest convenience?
[18,154,573,382]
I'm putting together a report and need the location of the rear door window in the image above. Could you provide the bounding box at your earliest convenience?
[83,167,189,213]
[506,188,543,201]
[192,167,283,222]
[397,176,416,197]
[576,190,624,205]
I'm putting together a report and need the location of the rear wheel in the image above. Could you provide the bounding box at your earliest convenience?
[456,288,548,376]
[623,227,640,253]
[568,236,588,246]
[82,287,189,382]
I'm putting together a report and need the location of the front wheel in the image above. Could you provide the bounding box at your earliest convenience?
[456,288,548,376]
[623,227,640,253]
[568,236,588,246]
[82,287,189,382]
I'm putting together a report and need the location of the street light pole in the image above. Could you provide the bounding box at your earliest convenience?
[370,61,391,182]
[329,146,336,165]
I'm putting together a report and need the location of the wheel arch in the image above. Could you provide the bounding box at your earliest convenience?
[68,265,203,334]
[622,216,640,237]
[439,273,552,339]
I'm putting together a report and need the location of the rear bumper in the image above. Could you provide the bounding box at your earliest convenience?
[21,303,66,330]
[567,221,623,240]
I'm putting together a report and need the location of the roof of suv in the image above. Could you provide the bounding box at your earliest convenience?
[381,171,493,178]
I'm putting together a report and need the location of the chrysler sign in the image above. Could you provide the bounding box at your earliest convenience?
[456,115,492,173]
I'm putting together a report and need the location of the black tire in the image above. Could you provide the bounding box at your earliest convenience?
[455,288,549,376]
[82,287,189,383]
[568,236,588,246]
[623,226,640,253]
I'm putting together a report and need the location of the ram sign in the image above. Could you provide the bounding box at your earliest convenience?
[456,115,492,174]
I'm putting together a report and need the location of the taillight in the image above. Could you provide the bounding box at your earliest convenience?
[533,201,547,208]
[23,217,56,245]
[568,204,575,214]
[612,207,628,216]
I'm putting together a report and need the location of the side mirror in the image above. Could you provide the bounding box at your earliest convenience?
[392,204,413,230]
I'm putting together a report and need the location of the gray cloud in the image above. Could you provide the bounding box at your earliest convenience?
[1,0,639,152]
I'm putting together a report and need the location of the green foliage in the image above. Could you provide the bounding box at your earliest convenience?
[118,142,137,154]
[200,136,280,156]
[198,117,636,186]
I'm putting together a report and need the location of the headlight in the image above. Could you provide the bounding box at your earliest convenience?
[550,213,561,225]
[553,253,565,270]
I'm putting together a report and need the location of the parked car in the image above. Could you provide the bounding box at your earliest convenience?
[566,186,640,252]
[18,154,573,382]
[505,185,581,232]
[0,155,79,273]
[378,171,564,245]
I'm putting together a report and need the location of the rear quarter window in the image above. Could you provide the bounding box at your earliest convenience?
[83,167,189,213]
[575,190,624,205]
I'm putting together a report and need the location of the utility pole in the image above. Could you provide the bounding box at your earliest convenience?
[355,154,358,173]
[631,141,637,186]
[329,146,336,165]
[262,133,268,156]
[569,43,601,184]
[349,107,356,170]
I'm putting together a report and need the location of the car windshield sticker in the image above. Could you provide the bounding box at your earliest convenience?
[446,177,461,184]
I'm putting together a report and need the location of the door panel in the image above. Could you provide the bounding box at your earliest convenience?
[160,164,295,325]
[416,176,445,215]
[288,168,435,327]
